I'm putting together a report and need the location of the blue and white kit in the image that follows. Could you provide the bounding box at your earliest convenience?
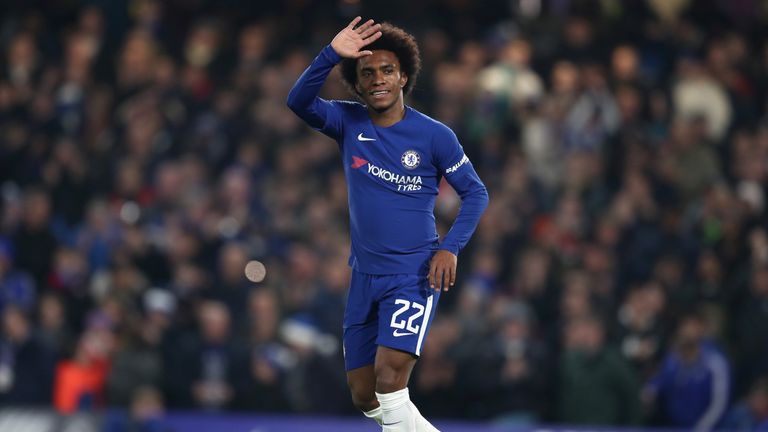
[287,45,489,370]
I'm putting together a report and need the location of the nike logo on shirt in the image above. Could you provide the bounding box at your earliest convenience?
[357,133,376,141]
[392,330,415,337]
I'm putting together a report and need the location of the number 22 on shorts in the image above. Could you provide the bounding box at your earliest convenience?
[390,299,424,336]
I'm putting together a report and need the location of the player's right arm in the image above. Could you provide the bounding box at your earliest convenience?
[286,17,382,137]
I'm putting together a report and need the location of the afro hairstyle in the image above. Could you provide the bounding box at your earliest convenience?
[340,22,421,98]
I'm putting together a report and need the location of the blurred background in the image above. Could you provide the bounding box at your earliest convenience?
[0,0,767,431]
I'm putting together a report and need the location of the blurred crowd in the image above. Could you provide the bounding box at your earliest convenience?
[1,0,768,430]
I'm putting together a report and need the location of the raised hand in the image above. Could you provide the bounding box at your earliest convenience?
[331,17,382,59]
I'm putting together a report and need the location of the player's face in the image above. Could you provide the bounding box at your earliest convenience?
[355,50,408,112]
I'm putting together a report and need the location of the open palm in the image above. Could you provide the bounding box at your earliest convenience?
[331,17,382,59]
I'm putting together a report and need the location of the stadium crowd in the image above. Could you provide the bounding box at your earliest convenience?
[1,0,767,430]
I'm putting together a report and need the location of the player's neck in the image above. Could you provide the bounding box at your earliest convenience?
[368,101,406,128]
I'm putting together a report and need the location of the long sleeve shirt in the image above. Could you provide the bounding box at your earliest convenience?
[287,45,488,275]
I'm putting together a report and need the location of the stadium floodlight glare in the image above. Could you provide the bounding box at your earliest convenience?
[244,260,266,283]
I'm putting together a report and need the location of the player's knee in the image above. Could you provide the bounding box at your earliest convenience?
[374,363,408,393]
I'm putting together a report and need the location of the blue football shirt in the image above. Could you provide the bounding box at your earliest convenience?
[288,45,488,275]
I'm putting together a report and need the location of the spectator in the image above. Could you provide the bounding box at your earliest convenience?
[205,241,252,320]
[659,117,722,203]
[490,302,549,421]
[53,327,113,413]
[164,300,244,411]
[471,37,543,140]
[563,63,620,151]
[672,57,732,143]
[35,292,74,358]
[0,304,56,405]
[0,236,35,312]
[11,188,56,287]
[105,289,171,406]
[615,282,667,379]
[645,313,730,431]
[722,376,768,431]
[733,265,768,397]
[558,315,642,425]
[278,316,346,414]
[102,385,170,432]
[236,288,291,412]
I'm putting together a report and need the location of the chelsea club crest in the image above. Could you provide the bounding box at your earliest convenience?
[401,150,420,170]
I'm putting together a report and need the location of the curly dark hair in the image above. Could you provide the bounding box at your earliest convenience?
[340,22,421,97]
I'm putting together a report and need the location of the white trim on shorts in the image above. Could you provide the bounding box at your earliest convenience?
[414,294,434,356]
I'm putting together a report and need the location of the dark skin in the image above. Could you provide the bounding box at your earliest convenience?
[332,16,458,411]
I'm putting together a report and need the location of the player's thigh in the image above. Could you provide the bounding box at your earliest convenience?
[375,345,418,373]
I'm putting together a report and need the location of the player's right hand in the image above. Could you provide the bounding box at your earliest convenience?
[331,17,382,59]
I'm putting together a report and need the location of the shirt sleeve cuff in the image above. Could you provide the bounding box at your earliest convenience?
[438,244,459,256]
[322,45,343,64]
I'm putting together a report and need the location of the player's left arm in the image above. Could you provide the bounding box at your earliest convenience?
[429,127,489,292]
